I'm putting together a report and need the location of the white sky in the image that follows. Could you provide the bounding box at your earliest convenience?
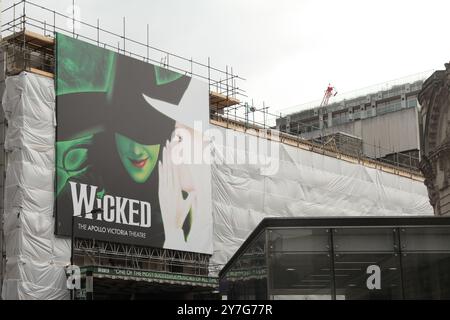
[4,0,450,114]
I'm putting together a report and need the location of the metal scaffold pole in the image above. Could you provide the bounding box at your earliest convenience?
[0,0,6,299]
[72,0,75,36]
[146,24,149,62]
[122,17,125,53]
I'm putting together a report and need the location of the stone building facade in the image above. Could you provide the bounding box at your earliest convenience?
[419,62,450,216]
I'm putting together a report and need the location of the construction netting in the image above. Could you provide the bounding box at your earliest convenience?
[1,72,69,300]
[209,126,433,269]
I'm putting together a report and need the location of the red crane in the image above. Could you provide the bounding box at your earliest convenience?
[320,84,338,107]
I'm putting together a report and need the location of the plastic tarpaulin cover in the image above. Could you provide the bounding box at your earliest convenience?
[209,126,433,270]
[1,72,68,300]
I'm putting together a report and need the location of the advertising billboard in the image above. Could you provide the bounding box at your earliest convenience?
[55,33,212,254]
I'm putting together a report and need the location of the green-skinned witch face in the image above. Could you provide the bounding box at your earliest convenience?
[56,134,93,196]
[115,133,161,184]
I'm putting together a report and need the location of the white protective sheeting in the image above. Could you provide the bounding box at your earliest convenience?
[1,72,69,300]
[210,126,433,269]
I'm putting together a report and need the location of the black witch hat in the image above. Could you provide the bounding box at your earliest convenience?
[106,53,192,145]
[56,92,108,140]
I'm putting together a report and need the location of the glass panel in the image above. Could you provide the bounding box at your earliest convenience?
[401,227,450,251]
[333,228,397,252]
[222,231,267,300]
[407,99,417,108]
[225,278,268,300]
[270,252,333,300]
[402,253,450,299]
[270,228,330,252]
[334,253,402,300]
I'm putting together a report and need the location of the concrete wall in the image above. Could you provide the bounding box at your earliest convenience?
[301,107,420,158]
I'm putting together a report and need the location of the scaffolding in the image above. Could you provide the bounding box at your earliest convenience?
[210,114,424,182]
[0,0,245,110]
[0,69,5,299]
[0,1,426,176]
[314,132,363,157]
[73,239,212,277]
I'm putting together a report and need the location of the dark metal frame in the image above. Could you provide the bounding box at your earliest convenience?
[73,238,212,275]
[220,216,450,277]
[221,216,450,300]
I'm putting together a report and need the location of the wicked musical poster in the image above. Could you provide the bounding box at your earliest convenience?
[55,33,212,254]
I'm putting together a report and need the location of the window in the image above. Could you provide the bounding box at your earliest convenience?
[269,228,333,300]
[270,252,333,300]
[224,231,268,300]
[332,228,402,300]
[407,98,417,108]
[401,227,450,299]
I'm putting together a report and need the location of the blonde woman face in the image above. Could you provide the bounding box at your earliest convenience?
[172,125,195,192]
[172,123,210,193]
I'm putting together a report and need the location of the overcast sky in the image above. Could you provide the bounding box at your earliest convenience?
[4,0,450,114]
